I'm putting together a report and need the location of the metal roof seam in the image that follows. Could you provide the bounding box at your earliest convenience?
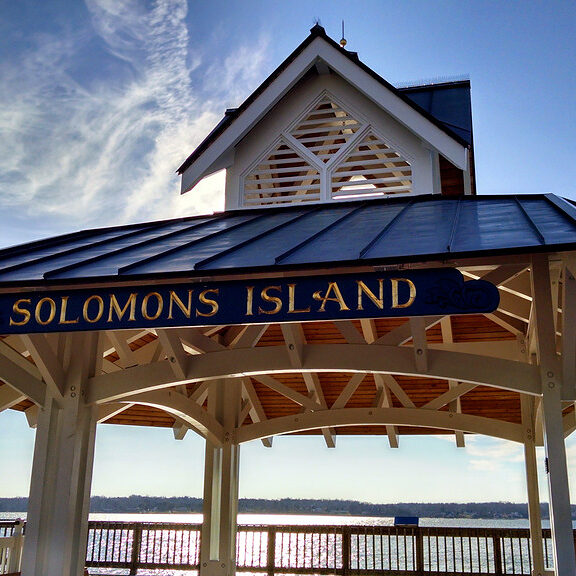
[0,224,164,278]
[194,206,324,270]
[359,200,416,259]
[543,194,576,222]
[446,198,463,252]
[513,197,547,246]
[116,212,265,275]
[274,202,368,264]
[0,220,165,261]
[42,217,218,280]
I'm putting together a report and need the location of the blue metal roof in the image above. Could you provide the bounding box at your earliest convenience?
[1,194,576,286]
[400,81,472,145]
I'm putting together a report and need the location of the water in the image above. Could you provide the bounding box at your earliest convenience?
[0,511,556,528]
[1,513,561,575]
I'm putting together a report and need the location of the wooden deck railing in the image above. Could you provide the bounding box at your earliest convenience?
[0,519,563,575]
[0,520,24,575]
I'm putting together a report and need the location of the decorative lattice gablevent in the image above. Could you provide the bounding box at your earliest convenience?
[243,141,321,206]
[290,96,362,162]
[331,132,412,200]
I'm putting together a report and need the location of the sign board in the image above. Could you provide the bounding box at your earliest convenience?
[0,268,499,334]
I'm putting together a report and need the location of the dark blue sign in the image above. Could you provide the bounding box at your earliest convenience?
[0,269,499,334]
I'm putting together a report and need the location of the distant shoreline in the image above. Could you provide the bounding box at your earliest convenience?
[2,496,573,519]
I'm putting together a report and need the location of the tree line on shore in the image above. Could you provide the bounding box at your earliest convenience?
[1,496,574,519]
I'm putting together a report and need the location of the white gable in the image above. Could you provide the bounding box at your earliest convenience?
[179,29,470,210]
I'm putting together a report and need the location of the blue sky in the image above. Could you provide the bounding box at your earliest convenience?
[1,1,576,505]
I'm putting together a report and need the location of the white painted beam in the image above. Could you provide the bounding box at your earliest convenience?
[521,395,546,575]
[441,317,464,447]
[374,374,398,448]
[21,334,66,397]
[0,350,46,406]
[422,382,477,411]
[0,384,26,412]
[252,374,322,411]
[485,311,527,336]
[229,324,269,348]
[336,321,366,344]
[242,378,272,447]
[128,389,225,446]
[106,332,138,369]
[562,266,576,401]
[375,316,443,346]
[180,328,226,353]
[531,254,576,575]
[156,329,189,380]
[360,318,378,344]
[97,403,134,423]
[237,406,523,444]
[87,344,541,404]
[409,317,428,373]
[331,373,366,409]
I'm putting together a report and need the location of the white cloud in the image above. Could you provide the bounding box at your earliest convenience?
[465,436,524,472]
[0,0,270,236]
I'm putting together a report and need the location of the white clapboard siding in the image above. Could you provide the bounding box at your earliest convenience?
[290,96,362,163]
[244,141,321,206]
[331,132,412,200]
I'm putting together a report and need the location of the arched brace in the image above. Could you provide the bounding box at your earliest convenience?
[236,406,524,445]
[88,344,541,405]
[120,389,225,447]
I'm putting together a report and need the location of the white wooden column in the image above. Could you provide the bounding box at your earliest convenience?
[531,255,576,576]
[200,379,241,576]
[21,332,98,576]
[521,395,546,576]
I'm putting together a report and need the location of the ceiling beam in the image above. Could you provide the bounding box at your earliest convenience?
[87,343,541,404]
[21,334,66,397]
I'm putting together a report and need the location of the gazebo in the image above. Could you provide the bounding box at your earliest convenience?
[1,25,575,576]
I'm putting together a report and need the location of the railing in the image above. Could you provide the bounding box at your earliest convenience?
[0,519,562,575]
[237,524,555,576]
[0,520,24,575]
[86,521,201,573]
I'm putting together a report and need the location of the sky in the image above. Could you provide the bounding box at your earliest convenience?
[1,0,576,506]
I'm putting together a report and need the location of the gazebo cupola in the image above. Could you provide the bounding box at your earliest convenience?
[178,24,474,210]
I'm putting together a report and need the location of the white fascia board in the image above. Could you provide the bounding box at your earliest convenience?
[181,36,468,193]
[312,43,469,170]
[181,38,328,193]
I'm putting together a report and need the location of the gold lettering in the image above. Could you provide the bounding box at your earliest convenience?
[168,290,193,319]
[9,299,31,326]
[357,280,384,310]
[142,292,163,321]
[288,284,311,313]
[196,289,219,317]
[391,278,417,309]
[83,295,104,323]
[59,296,79,324]
[313,282,350,312]
[258,286,282,315]
[246,286,254,316]
[108,293,137,322]
[35,298,56,326]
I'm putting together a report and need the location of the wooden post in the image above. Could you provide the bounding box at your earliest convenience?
[493,535,503,576]
[341,526,351,576]
[129,524,142,575]
[266,527,276,576]
[20,333,99,576]
[414,527,424,575]
[200,380,241,576]
[521,395,546,575]
[531,255,576,576]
